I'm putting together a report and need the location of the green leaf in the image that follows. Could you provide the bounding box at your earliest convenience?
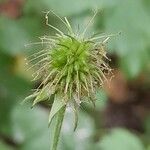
[73,107,78,131]
[147,145,150,150]
[95,89,108,110]
[50,106,66,150]
[48,95,66,126]
[0,57,31,135]
[99,128,145,150]
[103,0,150,78]
[24,0,102,16]
[120,53,142,79]
[32,90,51,107]
[0,141,14,150]
[11,104,50,150]
[0,17,30,55]
[60,109,95,150]
[32,92,48,106]
[23,92,38,104]
[144,116,150,139]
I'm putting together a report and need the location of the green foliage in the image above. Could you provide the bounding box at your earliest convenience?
[0,0,150,150]
[0,141,14,150]
[103,0,150,78]
[0,17,29,55]
[12,104,50,150]
[50,106,66,150]
[99,128,145,150]
[48,95,65,126]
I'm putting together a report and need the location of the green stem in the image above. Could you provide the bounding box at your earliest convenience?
[50,106,66,150]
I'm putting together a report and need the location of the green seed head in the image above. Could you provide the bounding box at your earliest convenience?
[25,11,112,107]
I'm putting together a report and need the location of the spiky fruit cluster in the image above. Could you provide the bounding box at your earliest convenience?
[24,11,113,150]
[25,11,112,108]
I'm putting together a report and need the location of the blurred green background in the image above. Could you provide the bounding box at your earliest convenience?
[0,0,150,150]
